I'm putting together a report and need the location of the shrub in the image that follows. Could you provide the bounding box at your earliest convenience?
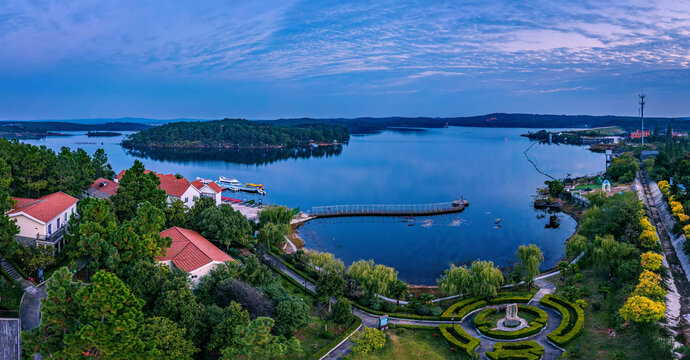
[487,292,535,305]
[486,341,545,360]
[474,305,547,340]
[333,297,353,324]
[540,294,584,346]
[641,252,663,271]
[416,305,431,316]
[619,295,666,323]
[370,301,383,311]
[382,302,398,313]
[431,306,443,317]
[351,327,386,354]
[438,323,480,356]
[440,298,487,320]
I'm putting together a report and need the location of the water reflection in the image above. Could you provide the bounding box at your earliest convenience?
[124,145,345,165]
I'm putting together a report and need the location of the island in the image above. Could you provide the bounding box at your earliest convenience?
[120,118,350,149]
[86,131,121,137]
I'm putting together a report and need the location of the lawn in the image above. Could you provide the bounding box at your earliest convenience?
[0,275,23,317]
[553,268,663,359]
[349,328,463,360]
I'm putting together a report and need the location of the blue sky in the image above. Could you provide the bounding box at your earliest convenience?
[1,0,690,120]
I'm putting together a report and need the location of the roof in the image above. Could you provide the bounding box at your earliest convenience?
[157,227,234,273]
[116,169,193,198]
[89,178,119,196]
[191,180,222,193]
[8,192,78,223]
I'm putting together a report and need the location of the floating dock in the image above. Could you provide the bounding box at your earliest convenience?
[309,199,468,218]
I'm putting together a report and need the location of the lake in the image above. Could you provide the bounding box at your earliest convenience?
[22,127,604,284]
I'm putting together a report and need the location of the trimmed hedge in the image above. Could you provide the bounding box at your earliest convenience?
[311,316,362,359]
[487,292,535,305]
[391,323,438,330]
[351,302,440,321]
[267,261,318,297]
[473,305,547,340]
[486,341,545,360]
[540,294,584,346]
[440,298,487,320]
[438,323,480,356]
[269,252,318,283]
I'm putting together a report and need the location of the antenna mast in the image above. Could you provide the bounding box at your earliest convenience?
[639,93,646,146]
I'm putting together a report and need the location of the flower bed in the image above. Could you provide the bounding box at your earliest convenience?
[539,294,584,346]
[473,305,548,340]
[486,341,545,360]
[438,323,480,356]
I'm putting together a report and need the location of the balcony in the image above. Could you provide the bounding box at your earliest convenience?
[35,225,66,247]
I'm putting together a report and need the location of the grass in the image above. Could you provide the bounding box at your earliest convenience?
[349,328,465,360]
[553,268,662,359]
[294,316,350,358]
[566,126,626,136]
[0,274,23,316]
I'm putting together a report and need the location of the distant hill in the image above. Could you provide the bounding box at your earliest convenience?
[0,121,152,131]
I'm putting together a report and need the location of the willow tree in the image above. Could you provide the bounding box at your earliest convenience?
[515,244,544,289]
[438,260,504,298]
[305,250,345,274]
[347,260,399,298]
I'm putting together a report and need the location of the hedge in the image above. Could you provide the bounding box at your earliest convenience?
[311,316,362,359]
[391,323,439,330]
[267,261,318,297]
[487,292,535,305]
[486,341,545,360]
[269,251,318,284]
[540,294,584,346]
[440,298,487,320]
[438,323,480,356]
[351,302,440,321]
[473,305,547,340]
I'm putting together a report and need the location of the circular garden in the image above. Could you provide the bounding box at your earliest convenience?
[437,292,584,359]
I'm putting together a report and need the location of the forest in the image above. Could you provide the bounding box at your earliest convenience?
[121,118,350,149]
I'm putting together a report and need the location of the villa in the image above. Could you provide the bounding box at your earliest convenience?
[157,227,234,286]
[191,179,223,206]
[6,192,78,252]
[84,177,119,199]
[115,170,202,208]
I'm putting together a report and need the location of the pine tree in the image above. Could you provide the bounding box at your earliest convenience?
[111,160,167,222]
[0,158,19,256]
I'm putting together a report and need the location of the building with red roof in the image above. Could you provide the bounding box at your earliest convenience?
[157,227,234,286]
[115,169,201,208]
[191,180,222,206]
[84,178,119,199]
[6,192,78,251]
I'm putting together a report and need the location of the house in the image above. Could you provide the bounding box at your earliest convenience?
[191,180,222,206]
[157,227,234,286]
[6,192,78,252]
[84,178,119,199]
[115,170,201,208]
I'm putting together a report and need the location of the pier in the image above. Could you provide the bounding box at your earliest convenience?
[309,199,468,218]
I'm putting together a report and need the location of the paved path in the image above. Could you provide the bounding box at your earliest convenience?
[530,278,556,303]
[19,283,46,331]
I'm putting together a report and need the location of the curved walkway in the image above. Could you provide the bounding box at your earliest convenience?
[265,254,563,359]
[19,284,46,331]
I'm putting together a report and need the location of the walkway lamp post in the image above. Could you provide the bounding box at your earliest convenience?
[451,314,455,327]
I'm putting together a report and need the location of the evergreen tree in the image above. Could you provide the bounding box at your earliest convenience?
[220,317,302,360]
[141,316,198,360]
[0,158,19,257]
[111,160,167,221]
[165,199,190,228]
[207,302,250,354]
[66,198,118,272]
[61,271,149,359]
[197,204,253,249]
[92,148,115,179]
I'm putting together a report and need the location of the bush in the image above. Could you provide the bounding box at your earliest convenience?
[333,297,353,324]
[438,324,480,356]
[351,327,386,354]
[370,301,382,311]
[474,306,547,340]
[431,306,443,317]
[487,292,535,305]
[440,298,487,320]
[416,304,431,316]
[382,302,398,313]
[486,341,545,360]
[540,294,584,346]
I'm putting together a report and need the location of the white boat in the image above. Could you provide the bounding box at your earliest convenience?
[217,177,242,191]
[195,177,211,183]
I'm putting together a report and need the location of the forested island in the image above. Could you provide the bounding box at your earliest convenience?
[121,118,350,149]
[87,131,121,137]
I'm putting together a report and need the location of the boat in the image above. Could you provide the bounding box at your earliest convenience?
[494,218,502,224]
[244,183,266,195]
[217,177,242,191]
[195,177,211,183]
[221,197,242,203]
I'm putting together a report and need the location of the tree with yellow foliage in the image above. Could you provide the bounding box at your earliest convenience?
[619,295,666,323]
[633,270,666,301]
[640,252,663,271]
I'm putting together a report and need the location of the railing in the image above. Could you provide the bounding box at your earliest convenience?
[310,200,468,217]
[36,225,66,245]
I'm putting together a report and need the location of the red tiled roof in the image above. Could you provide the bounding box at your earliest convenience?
[191,180,222,193]
[116,169,193,198]
[90,178,119,196]
[8,192,78,223]
[157,227,234,273]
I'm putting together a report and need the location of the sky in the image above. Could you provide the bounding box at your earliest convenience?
[1,0,690,120]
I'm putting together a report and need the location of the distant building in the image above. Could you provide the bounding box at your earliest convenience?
[115,170,201,208]
[157,227,234,286]
[191,180,223,206]
[630,130,650,139]
[6,192,78,252]
[84,177,119,199]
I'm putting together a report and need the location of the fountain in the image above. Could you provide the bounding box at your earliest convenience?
[503,304,520,327]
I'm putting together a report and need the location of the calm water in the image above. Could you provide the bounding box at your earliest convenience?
[22,127,604,284]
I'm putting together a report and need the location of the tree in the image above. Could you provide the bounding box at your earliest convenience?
[91,148,115,179]
[347,260,399,298]
[153,285,205,345]
[111,160,167,221]
[305,250,345,274]
[21,267,81,357]
[317,271,345,312]
[141,316,198,360]
[437,260,504,298]
[641,252,663,271]
[220,317,302,360]
[258,222,289,249]
[634,270,666,301]
[165,199,190,229]
[390,279,409,306]
[258,205,294,225]
[197,204,253,249]
[619,295,666,323]
[351,327,386,354]
[207,302,250,354]
[515,244,544,289]
[274,296,310,335]
[186,196,216,229]
[606,153,640,183]
[213,278,274,319]
[122,260,185,314]
[0,158,19,256]
[545,180,564,198]
[333,297,353,324]
[61,271,149,358]
[66,197,118,272]
[111,202,170,274]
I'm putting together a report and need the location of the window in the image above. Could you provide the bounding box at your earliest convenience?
[47,224,52,235]
[191,275,198,279]
[184,197,189,203]
[57,217,60,228]
[65,212,68,222]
